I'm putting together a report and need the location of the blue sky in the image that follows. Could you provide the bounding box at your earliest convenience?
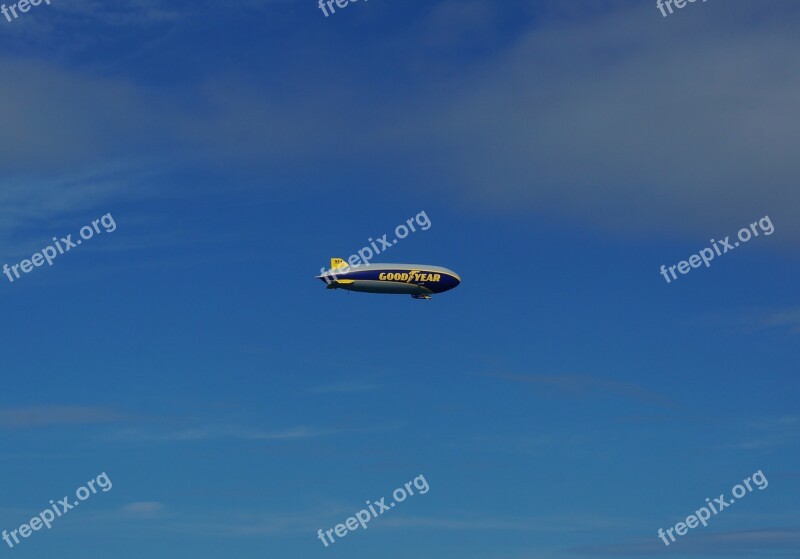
[0,1,798,558]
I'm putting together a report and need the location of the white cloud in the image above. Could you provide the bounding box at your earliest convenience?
[401,2,800,241]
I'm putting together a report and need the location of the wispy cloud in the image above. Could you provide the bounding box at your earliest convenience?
[107,425,347,442]
[689,307,800,336]
[383,513,645,533]
[3,3,799,246]
[717,415,800,450]
[486,373,673,408]
[571,528,800,556]
[0,163,161,260]
[308,380,380,394]
[5,0,287,31]
[404,2,800,242]
[106,506,645,540]
[119,501,167,519]
[53,0,183,26]
[0,406,125,428]
[748,308,800,335]
[146,506,352,538]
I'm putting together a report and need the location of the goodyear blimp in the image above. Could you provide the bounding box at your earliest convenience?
[317,258,460,299]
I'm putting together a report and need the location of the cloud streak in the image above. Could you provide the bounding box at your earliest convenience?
[571,528,800,556]
[107,425,347,442]
[0,406,125,428]
[487,372,673,408]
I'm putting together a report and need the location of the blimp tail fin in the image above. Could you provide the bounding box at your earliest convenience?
[330,257,349,270]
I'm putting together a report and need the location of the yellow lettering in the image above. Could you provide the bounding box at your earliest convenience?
[379,273,386,280]
[433,274,440,281]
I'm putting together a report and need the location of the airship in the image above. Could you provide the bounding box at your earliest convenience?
[317,258,461,299]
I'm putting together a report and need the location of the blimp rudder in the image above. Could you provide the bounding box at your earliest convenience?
[330,257,348,270]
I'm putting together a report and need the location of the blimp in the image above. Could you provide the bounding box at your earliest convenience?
[317,258,461,299]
